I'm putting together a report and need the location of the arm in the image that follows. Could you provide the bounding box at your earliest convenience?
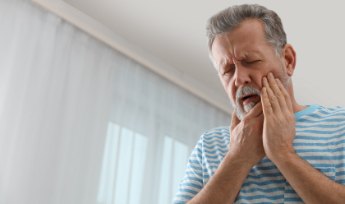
[187,103,265,204]
[274,152,345,204]
[261,73,345,204]
[187,153,253,204]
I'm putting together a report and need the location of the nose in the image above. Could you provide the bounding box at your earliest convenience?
[234,64,251,87]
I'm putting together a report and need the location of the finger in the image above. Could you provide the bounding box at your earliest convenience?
[261,87,273,116]
[276,78,293,112]
[230,111,240,131]
[263,76,281,113]
[246,102,263,118]
[268,73,286,110]
[241,102,263,122]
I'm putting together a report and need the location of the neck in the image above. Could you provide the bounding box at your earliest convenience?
[287,82,307,113]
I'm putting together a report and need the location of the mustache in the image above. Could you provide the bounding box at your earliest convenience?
[236,86,261,102]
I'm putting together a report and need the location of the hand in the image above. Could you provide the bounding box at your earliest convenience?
[261,73,296,162]
[229,102,265,166]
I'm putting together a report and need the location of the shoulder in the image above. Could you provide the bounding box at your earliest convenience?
[299,104,345,122]
[201,126,229,139]
[199,126,230,149]
[314,105,345,120]
[319,105,345,115]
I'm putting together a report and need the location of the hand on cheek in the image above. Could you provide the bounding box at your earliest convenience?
[261,73,296,161]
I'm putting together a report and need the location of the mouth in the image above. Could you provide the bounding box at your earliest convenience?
[241,94,260,105]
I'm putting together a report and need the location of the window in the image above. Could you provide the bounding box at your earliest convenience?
[158,136,189,203]
[97,122,148,204]
[97,123,190,204]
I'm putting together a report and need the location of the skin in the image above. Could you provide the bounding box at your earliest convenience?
[187,19,345,203]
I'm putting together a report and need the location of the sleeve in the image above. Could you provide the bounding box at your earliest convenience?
[173,135,205,204]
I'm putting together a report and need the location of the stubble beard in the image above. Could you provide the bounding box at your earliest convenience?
[233,86,261,120]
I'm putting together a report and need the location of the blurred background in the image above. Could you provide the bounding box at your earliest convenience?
[0,0,344,204]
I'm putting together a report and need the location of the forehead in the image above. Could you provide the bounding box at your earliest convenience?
[211,19,272,64]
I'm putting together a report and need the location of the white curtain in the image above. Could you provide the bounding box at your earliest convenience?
[0,0,229,204]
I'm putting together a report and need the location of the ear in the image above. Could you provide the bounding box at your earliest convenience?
[282,44,296,76]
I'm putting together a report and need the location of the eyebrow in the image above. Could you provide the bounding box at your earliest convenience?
[216,49,263,71]
[218,58,233,71]
[240,50,262,59]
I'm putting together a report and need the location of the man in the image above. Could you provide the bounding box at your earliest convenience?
[174,4,345,204]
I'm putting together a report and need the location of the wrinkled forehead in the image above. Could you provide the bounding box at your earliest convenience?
[211,36,264,67]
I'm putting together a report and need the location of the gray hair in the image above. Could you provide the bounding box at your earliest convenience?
[206,4,287,55]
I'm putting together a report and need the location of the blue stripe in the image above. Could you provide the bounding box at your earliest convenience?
[295,133,345,140]
[247,172,282,179]
[285,189,296,194]
[242,179,285,187]
[203,148,228,155]
[284,197,303,202]
[295,104,319,119]
[301,155,345,161]
[202,140,227,146]
[189,160,201,165]
[318,109,345,116]
[203,154,222,159]
[185,171,202,178]
[237,194,283,201]
[296,122,345,129]
[179,188,198,195]
[297,127,345,135]
[254,165,279,171]
[240,186,284,194]
[311,163,335,168]
[204,159,221,165]
[337,171,345,176]
[196,147,202,155]
[337,179,345,184]
[173,201,185,204]
[187,163,203,171]
[299,117,345,123]
[173,201,186,204]
[296,147,345,153]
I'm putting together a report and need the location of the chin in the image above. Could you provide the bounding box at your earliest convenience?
[235,101,259,120]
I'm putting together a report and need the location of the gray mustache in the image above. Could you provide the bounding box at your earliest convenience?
[236,86,261,101]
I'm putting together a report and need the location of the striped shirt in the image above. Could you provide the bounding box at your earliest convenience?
[174,104,345,203]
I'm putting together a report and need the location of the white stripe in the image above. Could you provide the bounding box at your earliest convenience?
[300,115,345,122]
[294,143,345,150]
[295,130,345,139]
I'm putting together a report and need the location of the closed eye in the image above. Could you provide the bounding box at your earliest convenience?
[242,60,261,66]
[221,64,236,76]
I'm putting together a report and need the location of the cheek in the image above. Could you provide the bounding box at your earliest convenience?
[252,72,265,89]
[229,81,237,104]
[221,78,236,103]
[258,65,285,88]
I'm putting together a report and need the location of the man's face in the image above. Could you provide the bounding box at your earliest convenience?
[211,19,290,120]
